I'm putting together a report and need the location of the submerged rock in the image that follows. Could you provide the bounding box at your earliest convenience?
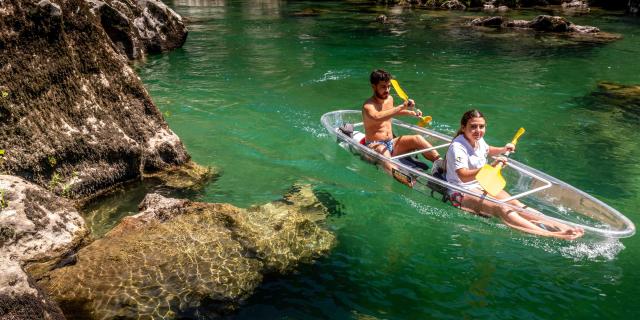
[586,82,640,120]
[142,161,214,190]
[0,175,87,319]
[0,0,191,200]
[290,8,326,17]
[527,15,571,32]
[468,15,620,43]
[39,185,335,318]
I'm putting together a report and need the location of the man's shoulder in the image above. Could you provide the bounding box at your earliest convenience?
[363,96,392,108]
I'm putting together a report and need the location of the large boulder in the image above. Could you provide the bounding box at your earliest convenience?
[441,0,466,10]
[0,0,191,200]
[630,0,640,14]
[0,175,87,319]
[39,185,336,318]
[527,15,571,32]
[87,0,187,60]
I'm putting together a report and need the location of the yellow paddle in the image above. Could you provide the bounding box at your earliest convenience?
[476,127,526,196]
[390,79,432,126]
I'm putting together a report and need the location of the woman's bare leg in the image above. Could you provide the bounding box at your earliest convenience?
[459,189,583,240]
[494,190,584,236]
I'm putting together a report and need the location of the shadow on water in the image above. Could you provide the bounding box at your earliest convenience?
[314,188,348,218]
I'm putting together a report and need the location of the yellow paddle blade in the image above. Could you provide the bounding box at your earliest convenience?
[390,79,408,101]
[511,127,525,145]
[475,128,526,196]
[417,116,432,127]
[476,164,506,196]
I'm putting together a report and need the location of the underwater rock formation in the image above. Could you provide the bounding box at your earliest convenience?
[585,82,640,120]
[0,175,87,319]
[0,0,190,200]
[39,185,335,318]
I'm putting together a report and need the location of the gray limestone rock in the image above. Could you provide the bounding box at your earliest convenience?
[441,0,466,10]
[0,175,87,320]
[0,0,190,200]
[87,0,187,60]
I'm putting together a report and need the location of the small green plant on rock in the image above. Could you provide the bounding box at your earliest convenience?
[49,172,62,190]
[48,155,57,168]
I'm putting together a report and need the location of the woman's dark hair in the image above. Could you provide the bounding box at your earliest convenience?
[455,109,485,137]
[370,69,391,84]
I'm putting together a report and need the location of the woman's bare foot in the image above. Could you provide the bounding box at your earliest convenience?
[550,227,584,240]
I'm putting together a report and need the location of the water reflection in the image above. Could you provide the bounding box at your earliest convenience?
[243,0,282,20]
[175,0,225,7]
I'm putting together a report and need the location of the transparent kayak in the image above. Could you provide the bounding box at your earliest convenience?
[321,110,635,238]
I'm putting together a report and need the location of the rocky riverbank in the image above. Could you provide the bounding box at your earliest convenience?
[379,0,638,14]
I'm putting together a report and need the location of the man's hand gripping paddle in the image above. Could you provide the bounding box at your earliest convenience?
[476,127,526,196]
[390,79,432,127]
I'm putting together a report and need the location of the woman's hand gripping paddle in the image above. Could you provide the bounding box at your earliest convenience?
[476,127,526,196]
[390,79,432,127]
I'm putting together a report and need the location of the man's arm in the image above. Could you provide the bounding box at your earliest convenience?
[363,99,416,121]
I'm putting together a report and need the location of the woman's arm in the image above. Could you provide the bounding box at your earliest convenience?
[488,143,515,157]
[455,168,481,183]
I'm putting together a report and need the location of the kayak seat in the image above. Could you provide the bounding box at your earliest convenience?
[398,156,429,171]
[428,170,450,203]
[338,123,354,137]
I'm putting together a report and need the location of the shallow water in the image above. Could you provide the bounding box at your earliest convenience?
[131,1,640,318]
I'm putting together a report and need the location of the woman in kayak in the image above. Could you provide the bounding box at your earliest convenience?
[445,109,584,240]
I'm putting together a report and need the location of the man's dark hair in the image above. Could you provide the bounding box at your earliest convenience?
[370,69,391,84]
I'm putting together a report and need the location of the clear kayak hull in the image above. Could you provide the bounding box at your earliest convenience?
[321,110,635,238]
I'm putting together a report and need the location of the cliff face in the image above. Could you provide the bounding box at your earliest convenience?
[0,0,189,199]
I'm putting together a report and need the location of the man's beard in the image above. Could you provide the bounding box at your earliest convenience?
[375,91,388,99]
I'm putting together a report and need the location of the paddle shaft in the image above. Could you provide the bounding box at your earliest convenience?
[390,79,431,126]
[490,128,524,170]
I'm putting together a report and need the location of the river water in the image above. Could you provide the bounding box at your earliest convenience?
[130,1,640,318]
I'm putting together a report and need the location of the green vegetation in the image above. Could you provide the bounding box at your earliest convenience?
[48,155,57,167]
[49,172,62,190]
[0,150,5,174]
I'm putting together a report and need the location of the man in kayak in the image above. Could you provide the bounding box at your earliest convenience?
[445,109,584,240]
[362,69,444,186]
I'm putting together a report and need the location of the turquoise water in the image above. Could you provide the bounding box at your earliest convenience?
[136,1,640,318]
